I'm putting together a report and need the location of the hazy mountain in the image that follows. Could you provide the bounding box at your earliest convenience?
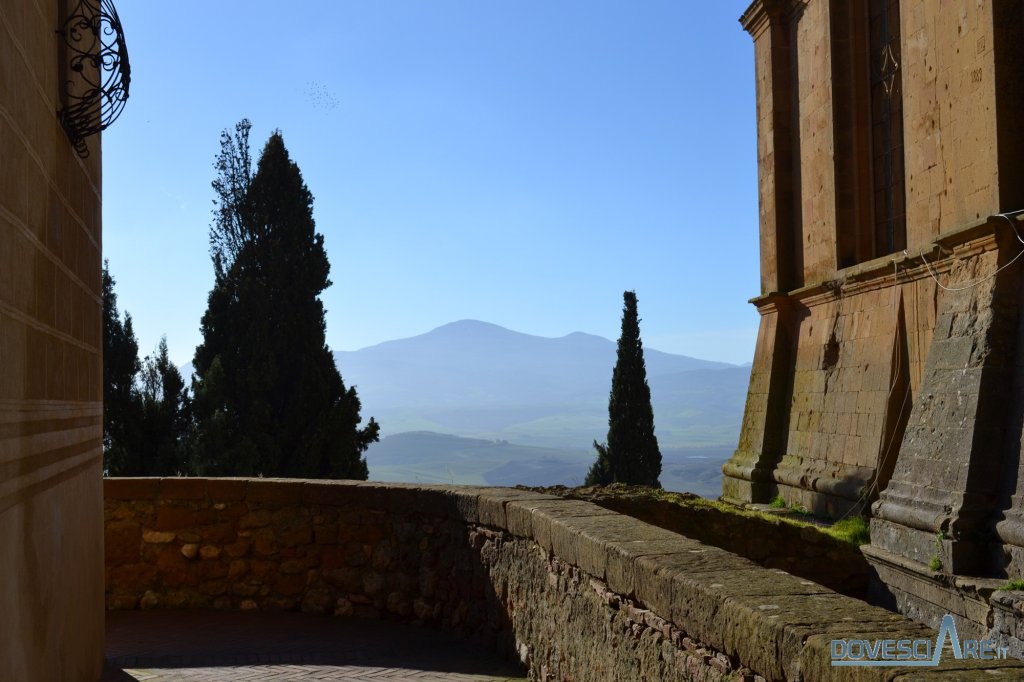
[333,320,733,409]
[181,319,748,495]
[332,320,746,450]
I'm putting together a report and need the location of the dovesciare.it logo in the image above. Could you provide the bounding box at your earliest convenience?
[830,615,1009,667]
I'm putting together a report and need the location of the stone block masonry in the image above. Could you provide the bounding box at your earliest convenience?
[106,478,1024,680]
[731,0,1024,656]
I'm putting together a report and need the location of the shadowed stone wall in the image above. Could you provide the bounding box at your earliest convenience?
[105,478,1024,680]
[1,1,106,680]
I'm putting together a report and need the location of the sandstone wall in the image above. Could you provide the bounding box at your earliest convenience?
[901,0,1001,245]
[728,0,1023,517]
[1,1,106,680]
[793,0,837,286]
[105,478,1024,680]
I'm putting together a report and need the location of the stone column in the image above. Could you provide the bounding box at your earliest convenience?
[722,294,794,503]
[741,0,804,297]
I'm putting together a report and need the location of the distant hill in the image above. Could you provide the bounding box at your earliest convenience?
[333,320,733,410]
[181,319,748,495]
[367,431,731,498]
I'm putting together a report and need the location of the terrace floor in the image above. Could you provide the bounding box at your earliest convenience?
[101,611,528,681]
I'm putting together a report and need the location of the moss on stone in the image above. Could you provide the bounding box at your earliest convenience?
[522,483,871,548]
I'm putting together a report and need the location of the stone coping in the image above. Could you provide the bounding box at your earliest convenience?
[105,478,1024,680]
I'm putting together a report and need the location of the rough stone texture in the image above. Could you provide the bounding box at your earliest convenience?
[537,486,868,598]
[106,478,1024,679]
[1,0,106,680]
[723,296,794,505]
[873,239,1019,573]
[728,0,1024,655]
[901,0,1001,241]
[726,0,1023,508]
[863,543,1010,648]
[726,259,942,518]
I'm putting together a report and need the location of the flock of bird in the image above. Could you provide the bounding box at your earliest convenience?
[305,80,340,112]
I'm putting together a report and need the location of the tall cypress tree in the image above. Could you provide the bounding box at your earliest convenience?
[191,121,379,478]
[586,291,662,487]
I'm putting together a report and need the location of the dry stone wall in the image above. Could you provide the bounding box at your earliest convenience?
[105,478,1024,680]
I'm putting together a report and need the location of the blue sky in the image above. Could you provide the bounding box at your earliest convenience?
[103,1,759,367]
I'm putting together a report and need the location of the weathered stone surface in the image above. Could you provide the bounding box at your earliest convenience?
[105,478,160,501]
[159,478,207,501]
[476,489,559,530]
[105,479,1019,678]
[109,563,158,590]
[155,505,196,531]
[605,538,696,598]
[105,522,141,565]
[199,544,220,560]
[549,486,869,598]
[247,479,304,504]
[143,530,176,544]
[204,478,248,501]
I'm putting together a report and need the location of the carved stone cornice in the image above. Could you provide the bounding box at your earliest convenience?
[740,0,806,38]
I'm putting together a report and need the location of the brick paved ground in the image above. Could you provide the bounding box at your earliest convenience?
[101,611,528,681]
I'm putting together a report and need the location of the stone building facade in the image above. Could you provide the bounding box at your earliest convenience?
[1,0,127,679]
[723,0,1024,637]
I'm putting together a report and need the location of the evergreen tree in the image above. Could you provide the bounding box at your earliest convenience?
[191,120,379,478]
[586,291,662,487]
[137,337,191,475]
[102,261,142,475]
[103,263,192,476]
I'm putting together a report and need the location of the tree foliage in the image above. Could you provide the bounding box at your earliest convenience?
[137,337,191,475]
[209,119,254,280]
[103,264,189,476]
[586,291,662,487]
[102,261,142,475]
[191,121,379,478]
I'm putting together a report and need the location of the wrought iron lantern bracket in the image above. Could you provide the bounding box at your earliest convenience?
[57,0,131,158]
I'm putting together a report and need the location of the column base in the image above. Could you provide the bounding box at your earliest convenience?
[862,543,1024,657]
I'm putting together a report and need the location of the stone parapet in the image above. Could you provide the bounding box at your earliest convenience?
[105,478,1024,679]
[533,486,869,598]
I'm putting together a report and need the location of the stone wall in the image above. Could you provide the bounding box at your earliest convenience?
[105,478,1024,680]
[534,487,868,598]
[1,1,107,680]
[726,0,1024,517]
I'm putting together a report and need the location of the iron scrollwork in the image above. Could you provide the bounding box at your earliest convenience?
[57,0,131,158]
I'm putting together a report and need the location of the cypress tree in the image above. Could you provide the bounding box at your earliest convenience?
[191,121,379,478]
[586,291,662,487]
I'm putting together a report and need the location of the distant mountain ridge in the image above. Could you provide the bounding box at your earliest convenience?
[328,319,746,450]
[179,319,747,493]
[333,319,735,410]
